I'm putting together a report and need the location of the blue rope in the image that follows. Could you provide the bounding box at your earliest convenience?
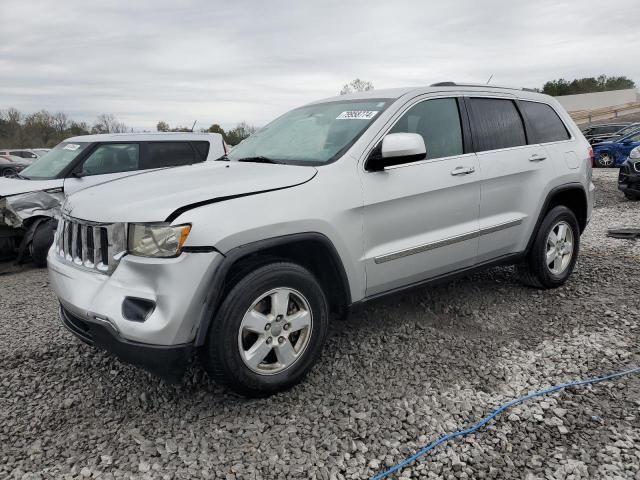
[371,366,640,480]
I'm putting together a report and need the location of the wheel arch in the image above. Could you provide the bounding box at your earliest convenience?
[194,232,351,346]
[526,183,588,255]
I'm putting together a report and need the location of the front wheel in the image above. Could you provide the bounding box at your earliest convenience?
[518,206,580,289]
[624,192,640,201]
[31,219,57,267]
[202,261,329,397]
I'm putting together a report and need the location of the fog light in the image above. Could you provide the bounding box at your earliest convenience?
[122,297,156,322]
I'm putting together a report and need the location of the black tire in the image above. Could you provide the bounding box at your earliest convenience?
[2,167,18,178]
[518,206,580,289]
[624,192,640,201]
[202,261,329,397]
[596,152,614,168]
[31,220,57,267]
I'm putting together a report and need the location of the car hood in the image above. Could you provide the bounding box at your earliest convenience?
[64,161,318,223]
[0,177,63,197]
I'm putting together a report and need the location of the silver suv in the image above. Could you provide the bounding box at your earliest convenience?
[48,83,594,397]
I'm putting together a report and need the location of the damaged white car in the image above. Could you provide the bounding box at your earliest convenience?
[0,132,225,266]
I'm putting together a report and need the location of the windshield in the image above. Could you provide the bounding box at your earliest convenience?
[616,125,640,137]
[227,99,393,165]
[622,131,640,143]
[21,142,90,179]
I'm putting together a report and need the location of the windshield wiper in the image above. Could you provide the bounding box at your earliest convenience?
[215,154,229,161]
[236,156,282,164]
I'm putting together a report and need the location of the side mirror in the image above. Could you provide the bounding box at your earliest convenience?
[365,133,426,171]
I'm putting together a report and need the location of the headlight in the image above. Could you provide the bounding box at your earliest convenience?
[128,223,191,258]
[630,146,640,160]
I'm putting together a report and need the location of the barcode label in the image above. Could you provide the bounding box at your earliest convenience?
[336,111,379,120]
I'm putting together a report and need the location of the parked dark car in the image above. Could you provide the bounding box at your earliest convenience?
[618,146,640,200]
[582,123,630,144]
[587,123,640,145]
[592,130,640,167]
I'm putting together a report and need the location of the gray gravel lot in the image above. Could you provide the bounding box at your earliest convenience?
[1,169,639,480]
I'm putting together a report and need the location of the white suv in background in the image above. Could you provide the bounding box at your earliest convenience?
[0,132,225,265]
[48,83,594,397]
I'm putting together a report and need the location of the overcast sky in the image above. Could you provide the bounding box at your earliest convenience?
[1,0,639,131]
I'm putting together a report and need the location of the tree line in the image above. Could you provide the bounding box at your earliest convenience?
[540,75,635,96]
[0,110,130,149]
[156,120,257,146]
[0,108,258,149]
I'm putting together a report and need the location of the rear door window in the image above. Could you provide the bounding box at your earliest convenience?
[389,98,464,159]
[80,143,139,176]
[467,98,527,152]
[143,142,196,168]
[519,101,570,143]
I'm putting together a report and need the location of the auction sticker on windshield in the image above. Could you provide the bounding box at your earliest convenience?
[63,144,81,151]
[336,111,379,120]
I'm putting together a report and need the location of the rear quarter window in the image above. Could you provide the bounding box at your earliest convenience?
[144,142,196,168]
[519,101,570,143]
[467,98,527,152]
[193,141,211,160]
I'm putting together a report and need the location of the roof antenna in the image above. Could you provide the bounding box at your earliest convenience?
[191,120,197,132]
[486,74,494,85]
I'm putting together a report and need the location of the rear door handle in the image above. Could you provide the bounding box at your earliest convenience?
[450,166,475,176]
[529,154,547,162]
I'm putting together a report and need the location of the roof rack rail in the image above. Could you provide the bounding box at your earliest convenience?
[430,81,538,93]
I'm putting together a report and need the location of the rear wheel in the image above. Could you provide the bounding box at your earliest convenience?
[202,261,329,397]
[596,152,614,168]
[518,206,580,289]
[31,220,57,267]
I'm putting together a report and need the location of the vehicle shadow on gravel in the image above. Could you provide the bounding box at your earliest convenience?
[32,250,634,405]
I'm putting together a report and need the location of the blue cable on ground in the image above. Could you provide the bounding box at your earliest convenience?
[371,366,640,480]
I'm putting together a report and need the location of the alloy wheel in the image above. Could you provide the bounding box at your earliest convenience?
[237,287,313,375]
[598,153,614,167]
[546,221,574,275]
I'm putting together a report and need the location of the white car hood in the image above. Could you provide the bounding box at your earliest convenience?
[0,177,63,197]
[64,161,318,223]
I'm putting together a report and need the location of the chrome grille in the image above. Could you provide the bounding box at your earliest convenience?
[54,216,126,274]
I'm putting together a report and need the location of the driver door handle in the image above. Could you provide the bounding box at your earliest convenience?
[450,166,475,176]
[529,154,547,162]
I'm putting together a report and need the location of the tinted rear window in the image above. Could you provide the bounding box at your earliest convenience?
[193,141,211,160]
[145,142,195,168]
[520,101,570,143]
[467,98,527,152]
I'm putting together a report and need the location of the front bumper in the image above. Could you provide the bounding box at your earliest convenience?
[59,305,192,381]
[48,249,223,345]
[618,162,640,194]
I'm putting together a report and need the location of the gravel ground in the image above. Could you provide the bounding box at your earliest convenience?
[1,169,639,480]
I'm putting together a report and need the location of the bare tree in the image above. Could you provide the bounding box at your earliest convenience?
[156,121,170,132]
[53,112,69,136]
[24,110,56,146]
[92,114,128,134]
[340,78,374,95]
